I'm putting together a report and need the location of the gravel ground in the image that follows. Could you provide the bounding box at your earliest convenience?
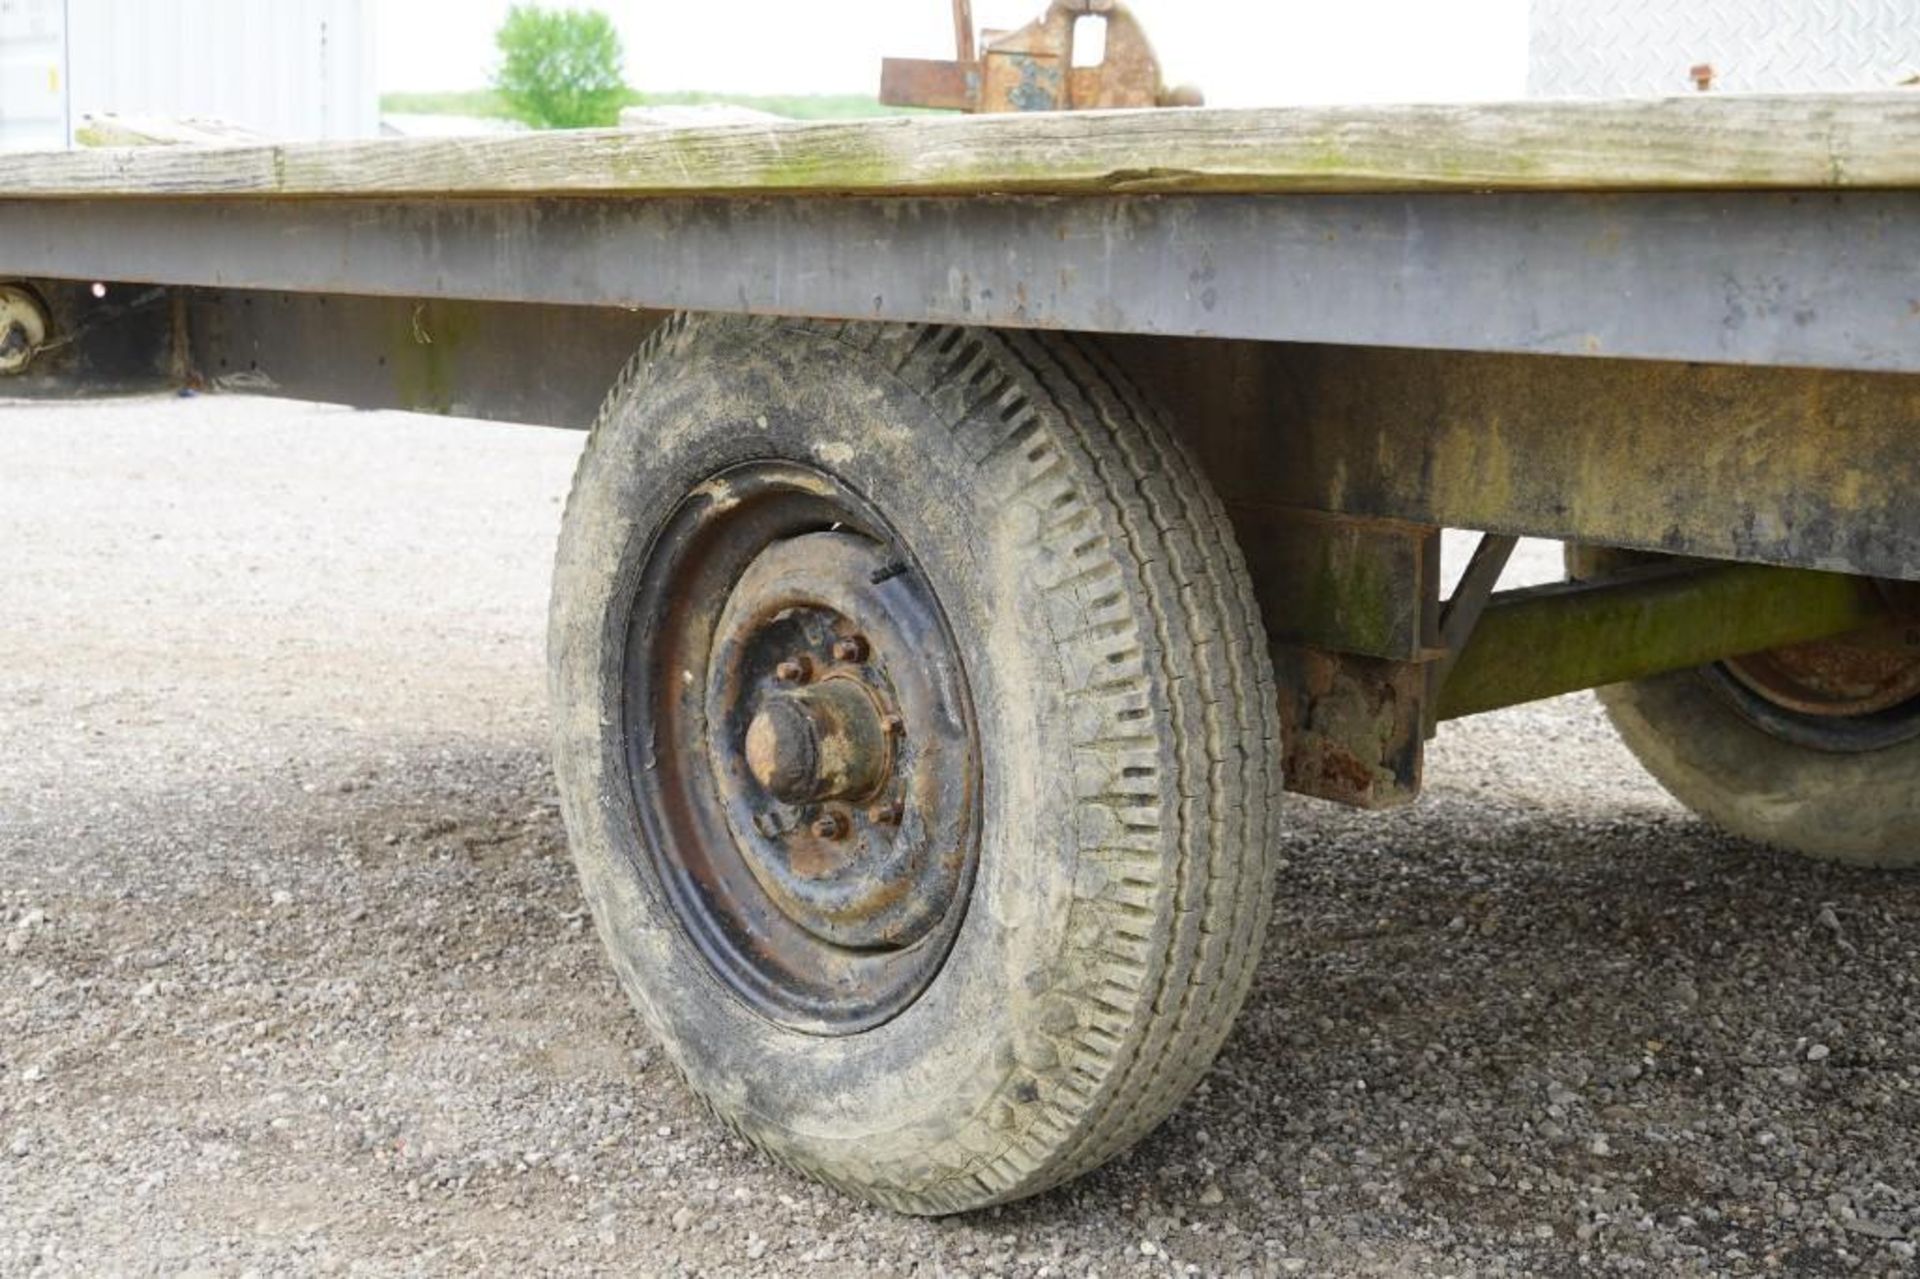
[4,392,1919,1277]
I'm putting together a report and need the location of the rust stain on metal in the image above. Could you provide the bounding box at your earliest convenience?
[882,0,1200,114]
[1274,646,1426,810]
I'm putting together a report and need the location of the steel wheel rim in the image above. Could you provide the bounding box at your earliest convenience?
[1708,635,1920,754]
[621,461,981,1035]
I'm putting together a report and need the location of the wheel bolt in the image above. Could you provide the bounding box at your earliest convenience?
[811,811,850,840]
[775,655,813,684]
[868,800,903,826]
[833,634,870,664]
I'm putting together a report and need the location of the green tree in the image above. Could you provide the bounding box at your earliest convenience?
[492,5,628,130]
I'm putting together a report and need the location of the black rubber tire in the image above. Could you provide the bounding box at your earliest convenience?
[1567,545,1920,867]
[549,315,1281,1213]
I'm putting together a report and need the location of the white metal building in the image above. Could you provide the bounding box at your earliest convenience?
[1530,0,1920,96]
[0,0,375,151]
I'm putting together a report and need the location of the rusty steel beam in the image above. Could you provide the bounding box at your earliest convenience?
[1435,561,1888,720]
[1260,348,1920,582]
[1425,533,1520,733]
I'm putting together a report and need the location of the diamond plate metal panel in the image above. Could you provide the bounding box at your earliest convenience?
[1530,0,1920,97]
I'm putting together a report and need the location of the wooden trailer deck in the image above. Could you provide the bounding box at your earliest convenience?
[3,92,1917,197]
[1,93,1918,376]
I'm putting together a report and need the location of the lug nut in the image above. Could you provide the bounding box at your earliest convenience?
[832,634,870,664]
[811,811,850,840]
[868,800,903,826]
[774,655,813,684]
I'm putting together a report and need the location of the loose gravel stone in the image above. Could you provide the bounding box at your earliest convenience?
[5,394,1920,1276]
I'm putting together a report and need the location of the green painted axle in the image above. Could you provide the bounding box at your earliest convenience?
[1436,561,1887,721]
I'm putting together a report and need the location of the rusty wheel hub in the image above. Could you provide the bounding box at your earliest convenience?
[1710,599,1920,753]
[707,531,973,953]
[743,676,892,809]
[622,462,979,1034]
[1723,639,1920,721]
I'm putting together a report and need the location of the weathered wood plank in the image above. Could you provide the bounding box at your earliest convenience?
[1,93,1916,199]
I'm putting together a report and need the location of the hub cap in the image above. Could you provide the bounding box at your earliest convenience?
[622,463,980,1034]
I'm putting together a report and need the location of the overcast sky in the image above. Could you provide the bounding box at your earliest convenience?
[377,1,1530,108]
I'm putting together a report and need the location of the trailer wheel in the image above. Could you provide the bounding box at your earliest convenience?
[1567,546,1920,867]
[549,315,1279,1212]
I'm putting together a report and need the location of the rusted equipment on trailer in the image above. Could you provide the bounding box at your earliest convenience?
[881,0,1200,113]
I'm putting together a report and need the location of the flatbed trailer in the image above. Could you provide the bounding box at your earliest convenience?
[3,91,1918,1214]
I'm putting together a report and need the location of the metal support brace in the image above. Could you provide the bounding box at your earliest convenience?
[1426,533,1519,734]
[1435,560,1889,720]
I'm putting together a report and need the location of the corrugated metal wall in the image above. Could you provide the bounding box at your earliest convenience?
[0,0,67,150]
[1,0,375,150]
[1530,0,1920,96]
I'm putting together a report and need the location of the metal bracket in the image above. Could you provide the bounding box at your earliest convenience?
[1262,527,1525,809]
[1425,533,1519,734]
[1254,511,1442,810]
[1275,646,1430,811]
